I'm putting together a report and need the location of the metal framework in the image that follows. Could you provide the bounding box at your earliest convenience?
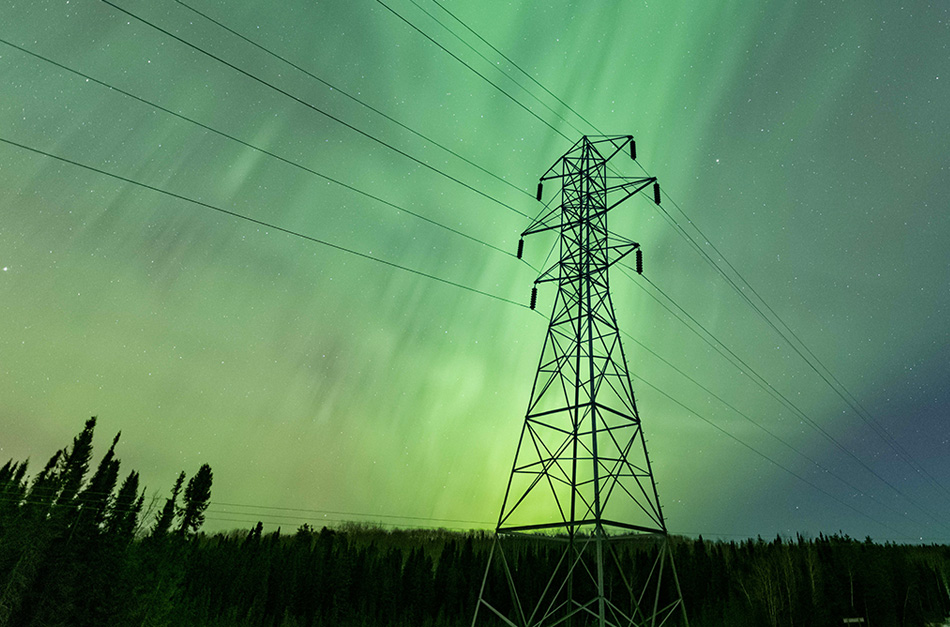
[472,136,688,627]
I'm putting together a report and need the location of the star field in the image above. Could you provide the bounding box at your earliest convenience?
[1,0,948,541]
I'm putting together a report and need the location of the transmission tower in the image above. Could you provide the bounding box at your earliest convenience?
[472,135,688,627]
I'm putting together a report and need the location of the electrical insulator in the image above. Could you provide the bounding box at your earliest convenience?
[630,139,637,160]
[516,238,524,259]
[653,182,661,205]
[536,181,543,201]
[530,286,538,310]
[636,249,643,274]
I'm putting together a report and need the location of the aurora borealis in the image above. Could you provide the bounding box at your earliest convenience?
[1,0,948,542]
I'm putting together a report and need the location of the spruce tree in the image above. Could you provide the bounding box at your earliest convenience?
[152,471,185,538]
[76,431,121,535]
[22,449,63,521]
[105,471,143,542]
[0,460,28,529]
[177,464,213,536]
[54,416,96,511]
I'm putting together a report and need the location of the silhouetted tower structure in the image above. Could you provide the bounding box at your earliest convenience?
[473,136,688,627]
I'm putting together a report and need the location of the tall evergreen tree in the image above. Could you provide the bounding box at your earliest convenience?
[54,416,96,511]
[22,449,63,521]
[76,431,121,532]
[105,471,143,543]
[152,471,185,538]
[178,464,213,537]
[10,419,99,626]
[0,461,28,529]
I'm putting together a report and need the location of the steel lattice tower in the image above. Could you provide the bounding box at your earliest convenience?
[472,136,688,627]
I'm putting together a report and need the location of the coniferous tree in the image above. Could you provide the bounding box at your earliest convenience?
[7,417,950,627]
[242,521,264,549]
[8,419,100,626]
[178,463,213,537]
[76,431,122,532]
[0,461,28,532]
[105,470,144,542]
[53,416,96,511]
[21,449,63,521]
[89,470,144,625]
[152,471,185,538]
[0,448,64,626]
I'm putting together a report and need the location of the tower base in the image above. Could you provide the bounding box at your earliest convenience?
[472,529,688,627]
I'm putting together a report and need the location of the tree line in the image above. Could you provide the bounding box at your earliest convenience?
[2,419,949,626]
[173,526,948,627]
[0,417,212,626]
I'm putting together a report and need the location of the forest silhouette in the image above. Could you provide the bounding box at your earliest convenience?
[1,419,948,626]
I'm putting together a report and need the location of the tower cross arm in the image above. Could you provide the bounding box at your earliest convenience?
[538,240,638,283]
[533,261,560,284]
[536,135,634,182]
[603,241,640,271]
[594,178,657,219]
[521,204,561,237]
[523,177,657,238]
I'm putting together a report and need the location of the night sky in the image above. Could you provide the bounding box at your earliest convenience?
[1,0,948,542]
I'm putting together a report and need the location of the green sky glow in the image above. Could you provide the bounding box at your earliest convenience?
[1,0,948,542]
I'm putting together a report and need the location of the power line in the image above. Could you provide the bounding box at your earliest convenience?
[0,38,528,269]
[171,0,532,201]
[209,501,491,527]
[612,278,933,530]
[407,0,950,509]
[203,514,485,533]
[655,192,950,505]
[0,488,495,528]
[1,145,934,540]
[0,490,944,543]
[500,14,950,515]
[614,267,950,532]
[98,0,531,220]
[427,0,600,134]
[13,2,944,543]
[0,493,492,532]
[0,135,529,309]
[628,372,912,539]
[372,0,570,143]
[401,0,587,140]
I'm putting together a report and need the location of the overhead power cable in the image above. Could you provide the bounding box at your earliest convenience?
[0,491,940,542]
[202,514,482,532]
[98,0,531,220]
[655,193,950,506]
[372,0,570,143]
[1,126,910,539]
[629,372,910,539]
[0,491,494,532]
[615,267,950,532]
[0,135,529,309]
[612,280,932,530]
[431,2,950,512]
[0,38,525,268]
[12,3,942,543]
[427,0,599,133]
[410,0,950,507]
[209,501,491,527]
[171,0,532,201]
[401,0,587,140]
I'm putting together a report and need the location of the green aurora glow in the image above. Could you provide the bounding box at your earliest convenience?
[1,0,948,541]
